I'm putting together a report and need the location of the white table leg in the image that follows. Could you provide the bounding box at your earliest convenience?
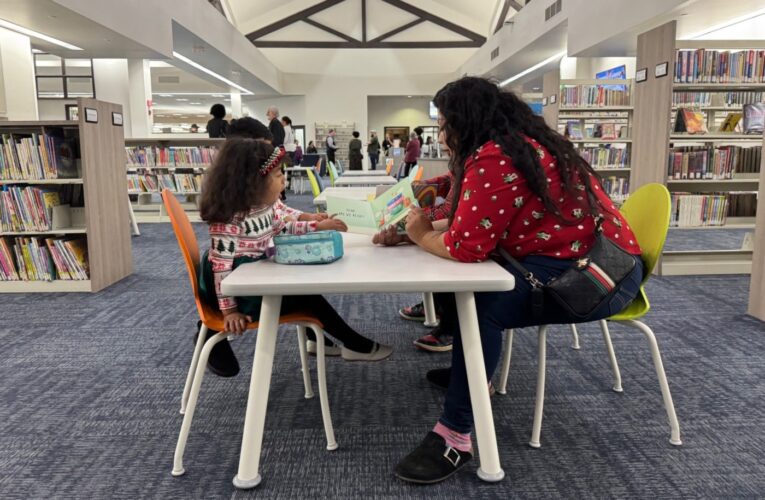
[128,196,140,236]
[233,295,283,489]
[454,291,505,482]
[422,293,439,327]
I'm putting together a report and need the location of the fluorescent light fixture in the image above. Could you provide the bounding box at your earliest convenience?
[499,50,567,87]
[212,94,225,97]
[31,48,43,54]
[190,102,202,105]
[685,8,765,39]
[0,18,83,50]
[172,51,253,95]
[532,87,541,90]
[158,94,173,97]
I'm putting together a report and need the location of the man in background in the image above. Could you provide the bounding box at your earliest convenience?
[266,106,285,146]
[325,129,338,173]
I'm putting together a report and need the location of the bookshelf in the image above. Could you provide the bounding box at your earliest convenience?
[0,98,132,292]
[542,73,633,202]
[632,21,764,275]
[125,137,223,223]
[315,123,355,167]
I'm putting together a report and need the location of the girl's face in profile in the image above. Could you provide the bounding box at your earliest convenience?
[261,167,285,205]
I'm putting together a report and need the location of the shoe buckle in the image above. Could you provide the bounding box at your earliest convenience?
[443,446,461,467]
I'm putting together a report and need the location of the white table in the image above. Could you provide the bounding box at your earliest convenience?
[337,170,389,176]
[221,233,514,489]
[285,166,313,194]
[334,175,397,187]
[313,186,378,206]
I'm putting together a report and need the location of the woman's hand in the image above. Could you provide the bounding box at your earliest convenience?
[222,310,252,334]
[372,225,408,246]
[405,208,433,243]
[316,215,348,232]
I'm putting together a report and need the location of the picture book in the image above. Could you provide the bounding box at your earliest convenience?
[743,103,765,134]
[674,109,707,134]
[719,112,742,132]
[566,121,583,139]
[326,178,418,235]
[600,123,617,140]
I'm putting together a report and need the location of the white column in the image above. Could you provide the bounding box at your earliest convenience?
[230,88,242,118]
[0,28,38,120]
[93,59,132,132]
[127,59,152,137]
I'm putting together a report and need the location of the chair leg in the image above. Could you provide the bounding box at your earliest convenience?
[181,322,208,415]
[497,329,514,395]
[296,326,314,399]
[172,332,230,476]
[617,319,682,446]
[422,292,439,327]
[308,324,338,451]
[569,324,581,350]
[529,325,548,449]
[599,320,623,393]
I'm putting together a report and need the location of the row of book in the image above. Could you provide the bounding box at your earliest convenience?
[127,174,203,194]
[125,146,218,169]
[667,146,762,180]
[601,176,629,199]
[579,146,629,169]
[0,133,78,180]
[728,193,758,218]
[675,49,765,83]
[670,194,729,227]
[559,85,631,107]
[673,91,764,107]
[0,185,75,233]
[0,236,89,281]
[673,105,765,134]
[564,121,627,140]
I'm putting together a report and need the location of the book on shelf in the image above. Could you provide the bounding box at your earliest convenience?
[600,176,630,200]
[0,235,88,281]
[579,145,629,169]
[566,121,583,139]
[125,145,218,169]
[728,193,758,218]
[673,91,764,107]
[0,184,83,232]
[560,84,631,107]
[127,173,203,194]
[674,109,708,134]
[675,49,765,84]
[670,193,729,227]
[668,145,761,179]
[0,132,79,180]
[743,103,765,134]
[600,123,617,140]
[719,112,742,132]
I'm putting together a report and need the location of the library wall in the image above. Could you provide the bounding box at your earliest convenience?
[245,95,307,129]
[0,28,37,120]
[367,96,437,142]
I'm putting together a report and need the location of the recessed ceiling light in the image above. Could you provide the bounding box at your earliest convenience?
[190,102,202,105]
[176,98,189,102]
[172,51,253,94]
[407,96,412,98]
[532,87,541,90]
[212,94,225,97]
[159,94,172,97]
[0,18,83,50]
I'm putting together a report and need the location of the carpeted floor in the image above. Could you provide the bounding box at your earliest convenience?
[1,200,764,499]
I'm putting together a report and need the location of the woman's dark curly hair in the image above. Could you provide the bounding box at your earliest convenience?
[433,77,606,224]
[200,138,275,223]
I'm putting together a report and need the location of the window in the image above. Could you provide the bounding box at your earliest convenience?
[34,53,95,99]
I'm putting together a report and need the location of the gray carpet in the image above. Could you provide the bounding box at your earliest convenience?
[1,197,764,498]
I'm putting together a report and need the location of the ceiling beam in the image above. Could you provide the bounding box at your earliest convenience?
[245,0,345,41]
[379,0,486,44]
[362,0,367,43]
[252,40,484,49]
[303,18,357,43]
[369,18,425,43]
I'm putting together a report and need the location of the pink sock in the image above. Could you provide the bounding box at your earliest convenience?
[433,422,472,452]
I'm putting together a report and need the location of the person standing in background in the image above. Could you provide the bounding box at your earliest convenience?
[190,124,199,134]
[382,133,392,156]
[422,136,432,158]
[348,131,363,171]
[325,129,338,165]
[367,131,380,170]
[207,104,228,138]
[414,126,424,147]
[403,131,420,177]
[266,106,285,146]
[294,140,303,165]
[282,116,296,160]
[307,141,318,153]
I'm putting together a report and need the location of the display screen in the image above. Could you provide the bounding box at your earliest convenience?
[596,65,627,91]
[429,101,438,120]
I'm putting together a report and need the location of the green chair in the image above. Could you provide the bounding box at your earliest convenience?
[328,161,339,187]
[497,183,681,448]
[306,168,322,198]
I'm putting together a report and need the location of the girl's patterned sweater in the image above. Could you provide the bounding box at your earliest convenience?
[207,200,316,311]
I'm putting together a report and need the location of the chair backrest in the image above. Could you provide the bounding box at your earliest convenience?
[161,189,217,324]
[328,161,339,186]
[305,168,322,197]
[408,164,420,181]
[413,166,424,181]
[618,183,671,283]
[335,159,344,174]
[385,158,394,175]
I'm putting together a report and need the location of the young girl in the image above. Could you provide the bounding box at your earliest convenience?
[197,138,392,376]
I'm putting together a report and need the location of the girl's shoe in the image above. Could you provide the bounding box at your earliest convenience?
[394,432,473,484]
[398,302,426,321]
[306,339,342,356]
[414,329,453,352]
[341,342,393,361]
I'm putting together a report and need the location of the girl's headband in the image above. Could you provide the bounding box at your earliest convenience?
[260,146,286,176]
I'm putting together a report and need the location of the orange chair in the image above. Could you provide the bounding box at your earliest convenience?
[161,190,338,478]
[413,166,425,181]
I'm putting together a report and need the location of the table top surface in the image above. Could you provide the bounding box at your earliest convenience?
[221,233,515,296]
[313,186,378,205]
[337,170,389,176]
[334,176,397,186]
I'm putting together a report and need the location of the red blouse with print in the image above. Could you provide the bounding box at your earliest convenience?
[443,139,641,263]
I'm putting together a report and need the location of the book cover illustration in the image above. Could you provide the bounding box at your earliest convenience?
[743,103,765,134]
[566,121,583,140]
[326,178,418,235]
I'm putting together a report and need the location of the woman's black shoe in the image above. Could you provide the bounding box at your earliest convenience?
[394,432,473,484]
[426,367,451,390]
[194,321,240,377]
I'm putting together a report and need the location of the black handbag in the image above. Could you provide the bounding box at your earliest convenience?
[498,217,638,321]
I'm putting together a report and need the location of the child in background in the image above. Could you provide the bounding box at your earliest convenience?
[197,139,393,377]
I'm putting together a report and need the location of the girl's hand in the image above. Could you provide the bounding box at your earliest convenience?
[309,212,330,221]
[222,310,252,334]
[373,225,407,246]
[405,208,433,243]
[316,216,348,232]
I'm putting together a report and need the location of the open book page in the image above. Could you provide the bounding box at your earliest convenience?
[326,178,418,235]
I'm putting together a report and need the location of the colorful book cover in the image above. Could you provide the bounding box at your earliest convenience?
[600,123,617,140]
[326,178,418,235]
[719,113,742,132]
[566,121,583,140]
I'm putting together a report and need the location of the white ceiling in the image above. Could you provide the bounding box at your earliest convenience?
[226,0,502,75]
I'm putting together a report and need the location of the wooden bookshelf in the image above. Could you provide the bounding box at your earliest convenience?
[125,137,223,223]
[632,22,764,275]
[0,98,133,292]
[748,131,765,320]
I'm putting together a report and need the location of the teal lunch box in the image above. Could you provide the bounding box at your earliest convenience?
[273,230,344,264]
